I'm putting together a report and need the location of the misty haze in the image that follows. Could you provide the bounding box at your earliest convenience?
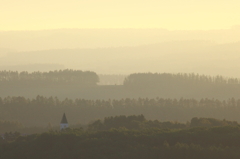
[1,28,240,77]
[1,0,240,158]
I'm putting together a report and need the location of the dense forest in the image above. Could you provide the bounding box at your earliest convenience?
[1,71,240,99]
[1,96,240,129]
[2,125,240,159]
[2,70,240,158]
[88,115,238,131]
[0,69,99,86]
[2,114,238,134]
[1,70,239,86]
[123,73,240,98]
[124,73,240,86]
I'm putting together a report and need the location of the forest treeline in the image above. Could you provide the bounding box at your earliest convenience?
[124,72,240,86]
[1,70,240,86]
[121,72,240,99]
[1,96,240,128]
[2,125,240,159]
[1,71,240,99]
[88,115,238,131]
[0,69,99,86]
[0,115,239,136]
[2,114,238,134]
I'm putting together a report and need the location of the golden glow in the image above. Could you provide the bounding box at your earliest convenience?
[1,0,240,30]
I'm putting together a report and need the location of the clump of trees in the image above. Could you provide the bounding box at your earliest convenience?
[88,114,187,130]
[190,117,238,127]
[88,115,238,131]
[0,69,99,86]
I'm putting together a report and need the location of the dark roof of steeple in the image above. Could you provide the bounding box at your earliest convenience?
[61,113,68,124]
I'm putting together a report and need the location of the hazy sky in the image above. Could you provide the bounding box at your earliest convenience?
[1,0,239,31]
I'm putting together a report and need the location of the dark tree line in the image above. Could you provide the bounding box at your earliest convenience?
[121,72,240,99]
[2,126,240,159]
[190,117,238,127]
[88,115,238,131]
[1,96,240,129]
[124,73,240,86]
[1,114,238,134]
[0,71,240,99]
[0,69,99,86]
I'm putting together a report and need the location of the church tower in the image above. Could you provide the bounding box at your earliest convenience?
[60,113,69,130]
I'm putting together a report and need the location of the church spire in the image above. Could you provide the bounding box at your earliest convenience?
[60,113,69,130]
[61,113,68,124]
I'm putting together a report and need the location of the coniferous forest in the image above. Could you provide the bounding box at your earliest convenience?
[2,120,240,159]
[2,70,240,158]
[1,71,240,99]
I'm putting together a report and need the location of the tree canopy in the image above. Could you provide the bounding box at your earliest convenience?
[2,126,240,159]
[1,96,240,130]
[0,69,99,86]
